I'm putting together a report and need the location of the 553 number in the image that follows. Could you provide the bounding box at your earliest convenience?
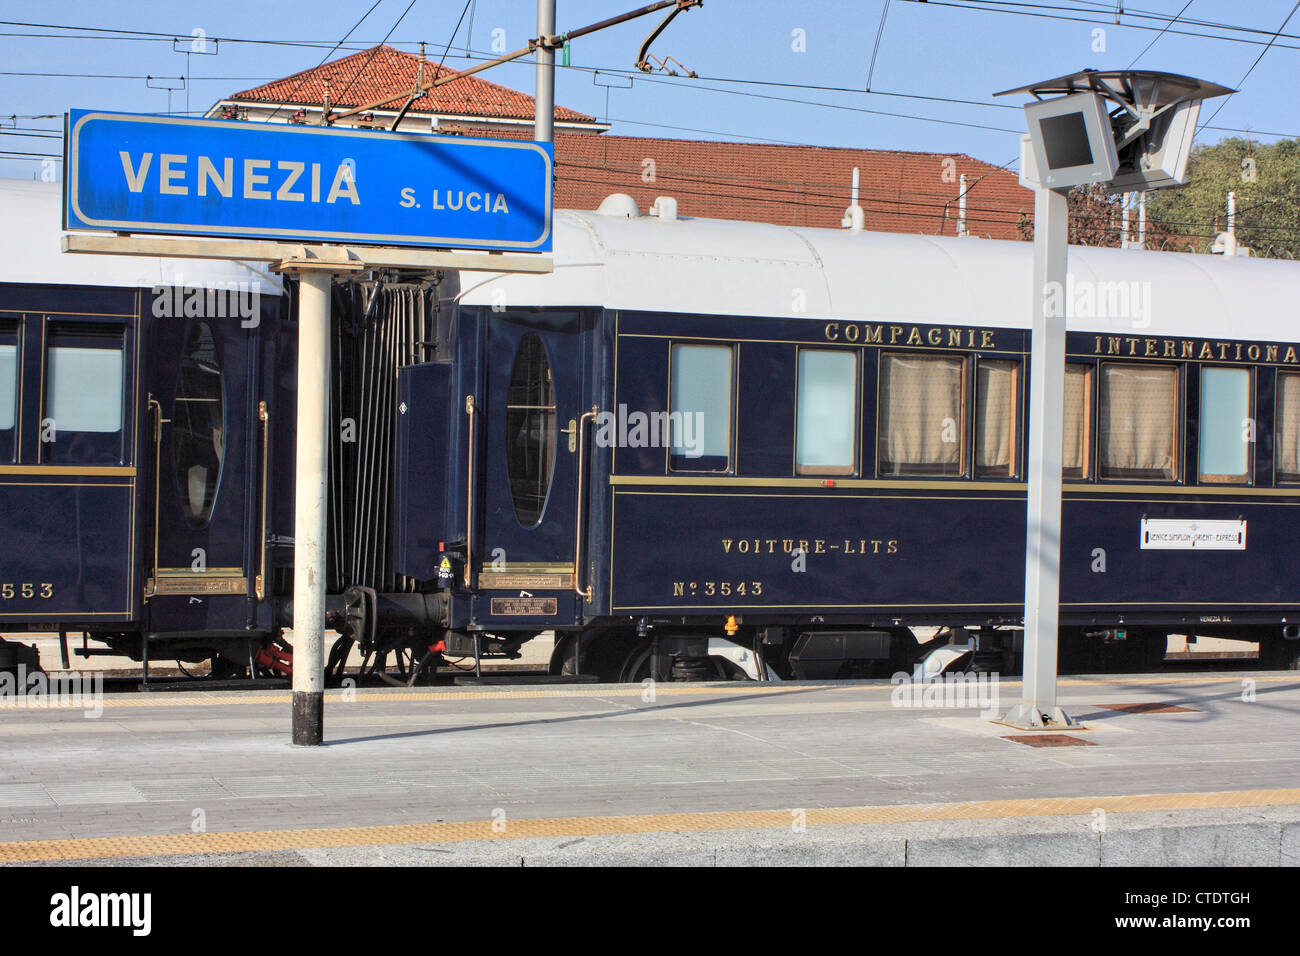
[1,583,54,599]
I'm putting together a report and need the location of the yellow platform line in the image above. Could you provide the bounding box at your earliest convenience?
[0,673,1295,710]
[2,787,1298,863]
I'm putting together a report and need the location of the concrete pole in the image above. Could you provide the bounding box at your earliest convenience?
[1002,185,1073,729]
[958,173,968,237]
[535,0,556,144]
[291,269,332,746]
[1226,190,1238,256]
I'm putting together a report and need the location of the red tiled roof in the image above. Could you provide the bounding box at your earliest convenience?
[487,130,1032,240]
[230,49,1030,239]
[231,45,595,124]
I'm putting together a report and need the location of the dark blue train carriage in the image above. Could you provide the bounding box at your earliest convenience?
[0,179,295,674]
[394,195,1300,679]
[5,177,1300,682]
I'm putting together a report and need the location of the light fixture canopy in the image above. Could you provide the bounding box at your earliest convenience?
[998,68,1234,194]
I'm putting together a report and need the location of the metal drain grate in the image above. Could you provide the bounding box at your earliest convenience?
[1003,734,1095,747]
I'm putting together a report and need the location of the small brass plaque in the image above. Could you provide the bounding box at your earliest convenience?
[479,573,570,589]
[149,575,248,596]
[490,597,558,616]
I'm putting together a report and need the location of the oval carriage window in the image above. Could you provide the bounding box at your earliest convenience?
[172,321,225,528]
[505,333,557,527]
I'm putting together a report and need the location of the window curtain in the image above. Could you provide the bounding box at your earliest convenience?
[1277,372,1300,479]
[1099,364,1177,479]
[879,354,964,475]
[975,360,1017,476]
[1062,364,1091,478]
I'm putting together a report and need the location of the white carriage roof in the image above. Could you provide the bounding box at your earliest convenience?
[457,204,1300,343]
[9,175,1297,344]
[0,179,283,293]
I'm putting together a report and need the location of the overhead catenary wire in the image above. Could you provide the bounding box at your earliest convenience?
[328,0,423,117]
[894,0,1300,47]
[1198,1,1300,136]
[1127,0,1196,67]
[2,10,1294,248]
[557,168,1287,243]
[262,0,388,123]
[471,50,1300,141]
[557,157,1300,239]
[866,0,893,91]
[1,21,1297,139]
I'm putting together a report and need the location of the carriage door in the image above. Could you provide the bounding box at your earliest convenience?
[478,313,585,614]
[146,314,259,627]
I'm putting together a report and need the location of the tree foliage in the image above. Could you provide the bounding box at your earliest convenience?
[1017,137,1300,260]
[1147,137,1300,260]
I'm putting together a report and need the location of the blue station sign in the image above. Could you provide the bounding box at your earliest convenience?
[64,109,553,252]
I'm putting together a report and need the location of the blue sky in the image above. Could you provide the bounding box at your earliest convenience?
[2,0,1298,181]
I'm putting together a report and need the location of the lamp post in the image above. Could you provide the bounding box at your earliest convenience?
[994,70,1232,729]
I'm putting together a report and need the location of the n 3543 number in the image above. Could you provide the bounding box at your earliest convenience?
[672,581,763,598]
[1,583,54,599]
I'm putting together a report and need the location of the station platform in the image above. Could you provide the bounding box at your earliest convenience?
[1,673,1298,866]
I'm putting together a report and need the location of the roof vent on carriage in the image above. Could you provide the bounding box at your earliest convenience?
[649,196,678,221]
[597,193,642,218]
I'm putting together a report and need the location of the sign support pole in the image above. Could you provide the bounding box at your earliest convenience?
[290,268,333,746]
[535,0,556,144]
[1003,184,1074,729]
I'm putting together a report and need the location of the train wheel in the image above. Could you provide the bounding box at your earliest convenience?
[551,629,635,682]
[325,636,354,687]
[617,645,726,683]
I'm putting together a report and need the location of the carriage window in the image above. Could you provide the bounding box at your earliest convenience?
[1062,363,1093,480]
[796,349,857,475]
[669,344,732,472]
[0,324,16,464]
[47,343,123,432]
[505,332,556,527]
[975,359,1019,478]
[0,330,15,433]
[1275,372,1300,482]
[43,323,126,464]
[173,322,225,527]
[1198,367,1251,484]
[878,353,965,477]
[1098,362,1178,481]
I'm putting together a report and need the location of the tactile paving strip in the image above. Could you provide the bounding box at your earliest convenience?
[2,787,1298,863]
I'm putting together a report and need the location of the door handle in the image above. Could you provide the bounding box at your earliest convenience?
[560,418,577,453]
[255,401,269,602]
[464,394,476,588]
[145,396,162,600]
[572,406,599,603]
